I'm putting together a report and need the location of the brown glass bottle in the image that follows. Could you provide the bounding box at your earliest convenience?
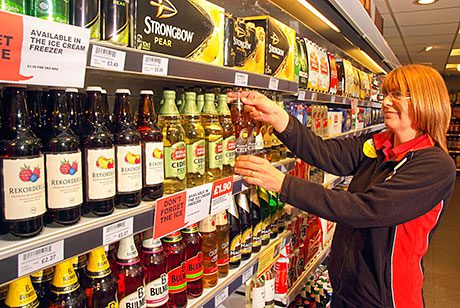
[230,89,250,157]
[31,267,53,302]
[136,90,164,201]
[199,216,218,288]
[44,88,83,225]
[111,89,142,207]
[182,224,203,298]
[81,86,115,216]
[65,88,83,136]
[249,188,262,253]
[162,231,187,308]
[217,94,235,177]
[0,86,46,238]
[4,276,40,308]
[26,88,48,141]
[72,254,87,280]
[215,211,229,278]
[101,89,112,126]
[48,260,87,308]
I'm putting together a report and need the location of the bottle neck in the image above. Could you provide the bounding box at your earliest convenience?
[49,90,71,130]
[137,95,156,125]
[85,91,105,124]
[3,88,31,131]
[113,94,133,123]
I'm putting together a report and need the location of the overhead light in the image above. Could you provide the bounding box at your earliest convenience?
[359,49,387,74]
[457,64,460,72]
[446,64,460,69]
[451,49,460,56]
[414,0,439,5]
[296,0,341,33]
[424,46,433,51]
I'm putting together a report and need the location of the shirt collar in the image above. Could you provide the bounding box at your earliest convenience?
[373,131,434,162]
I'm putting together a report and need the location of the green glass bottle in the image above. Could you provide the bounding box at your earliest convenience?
[31,0,69,24]
[1,0,26,14]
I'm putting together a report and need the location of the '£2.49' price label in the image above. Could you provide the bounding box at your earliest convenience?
[210,176,234,215]
[18,240,64,276]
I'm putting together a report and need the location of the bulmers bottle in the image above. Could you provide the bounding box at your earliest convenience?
[228,197,242,269]
[199,216,218,288]
[182,224,203,298]
[249,188,262,253]
[30,267,53,302]
[237,193,253,261]
[0,86,46,238]
[162,231,187,308]
[44,88,83,225]
[4,276,40,308]
[136,90,164,201]
[217,94,236,177]
[81,86,115,216]
[48,260,87,308]
[111,89,142,207]
[215,211,229,278]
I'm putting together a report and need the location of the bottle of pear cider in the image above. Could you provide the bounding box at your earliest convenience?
[217,94,236,177]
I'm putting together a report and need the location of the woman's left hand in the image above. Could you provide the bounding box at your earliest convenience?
[234,155,286,193]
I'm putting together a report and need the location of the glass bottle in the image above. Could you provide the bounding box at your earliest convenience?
[215,211,229,278]
[175,87,185,114]
[44,88,83,225]
[277,194,286,234]
[159,90,186,194]
[217,94,235,177]
[264,266,275,308]
[228,197,242,269]
[162,231,187,308]
[201,93,223,182]
[81,86,116,216]
[141,231,168,308]
[48,260,87,308]
[249,188,262,253]
[230,89,250,157]
[4,276,40,308]
[0,86,46,238]
[111,89,142,207]
[181,92,206,187]
[181,224,203,298]
[65,88,83,136]
[82,246,118,307]
[258,187,271,246]
[101,89,112,126]
[245,274,265,308]
[276,95,288,159]
[157,89,175,128]
[115,235,146,308]
[246,110,257,155]
[136,90,164,201]
[26,88,47,141]
[31,267,53,302]
[72,254,87,280]
[262,122,273,162]
[237,193,253,261]
[268,191,279,239]
[199,216,218,288]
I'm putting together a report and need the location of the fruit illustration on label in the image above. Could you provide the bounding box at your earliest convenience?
[125,152,141,164]
[153,147,163,159]
[19,165,41,182]
[96,156,115,169]
[59,160,79,175]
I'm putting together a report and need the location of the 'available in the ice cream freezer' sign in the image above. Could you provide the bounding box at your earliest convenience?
[0,10,90,87]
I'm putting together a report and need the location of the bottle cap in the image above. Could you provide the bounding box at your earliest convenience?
[86,247,111,278]
[86,86,102,92]
[215,211,228,226]
[202,93,218,115]
[142,238,163,250]
[204,93,215,102]
[5,276,38,307]
[52,260,80,293]
[140,90,154,95]
[163,90,176,99]
[185,91,196,101]
[159,96,180,116]
[217,94,231,116]
[182,223,199,233]
[182,93,200,116]
[117,235,139,261]
[65,88,79,93]
[163,231,183,243]
[115,89,131,95]
[101,89,107,94]
[196,94,205,113]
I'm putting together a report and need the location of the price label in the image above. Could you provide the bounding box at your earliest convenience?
[185,183,212,225]
[257,237,283,276]
[142,55,169,76]
[90,45,126,71]
[18,240,64,276]
[331,96,336,103]
[234,72,249,87]
[342,97,347,104]
[215,287,229,306]
[210,176,234,215]
[103,217,134,245]
[269,77,279,90]
[242,266,254,283]
[311,92,318,101]
[298,90,306,101]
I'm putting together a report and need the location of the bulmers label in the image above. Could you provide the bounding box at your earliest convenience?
[119,286,146,308]
[146,273,168,307]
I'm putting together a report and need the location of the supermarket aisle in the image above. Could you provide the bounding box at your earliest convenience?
[424,178,460,307]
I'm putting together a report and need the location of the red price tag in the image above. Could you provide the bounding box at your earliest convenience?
[153,191,187,239]
[210,176,234,215]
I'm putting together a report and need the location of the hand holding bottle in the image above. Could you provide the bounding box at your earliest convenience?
[234,155,285,193]
[226,91,290,133]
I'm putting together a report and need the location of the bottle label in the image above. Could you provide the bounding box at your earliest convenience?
[52,261,80,294]
[146,273,168,307]
[222,136,236,167]
[105,301,118,308]
[85,148,116,201]
[168,262,187,293]
[86,247,111,278]
[263,126,273,148]
[265,277,275,304]
[203,247,218,275]
[217,241,229,265]
[1,156,46,220]
[144,142,164,185]
[4,277,39,307]
[235,128,248,155]
[119,286,146,308]
[255,131,264,151]
[45,151,83,209]
[116,145,142,193]
[207,137,223,170]
[261,219,271,241]
[185,252,203,281]
[186,140,205,175]
[241,228,253,254]
[229,234,241,263]
[247,127,256,153]
[253,222,262,248]
[252,286,265,307]
[164,141,186,180]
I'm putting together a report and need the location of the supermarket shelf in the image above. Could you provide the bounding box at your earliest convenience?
[87,42,298,94]
[449,150,460,154]
[295,90,381,109]
[189,231,292,308]
[447,133,460,137]
[274,241,332,307]
[323,123,385,140]
[322,175,345,189]
[451,118,460,121]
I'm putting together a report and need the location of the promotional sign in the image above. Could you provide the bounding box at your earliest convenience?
[210,176,234,215]
[0,11,90,87]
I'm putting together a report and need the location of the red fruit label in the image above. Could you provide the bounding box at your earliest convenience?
[168,262,187,293]
[86,148,116,201]
[144,142,164,185]
[116,145,142,193]
[185,252,203,281]
[321,59,328,75]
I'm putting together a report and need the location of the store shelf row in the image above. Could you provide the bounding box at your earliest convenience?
[449,150,460,154]
[323,123,385,140]
[295,90,382,109]
[447,133,460,137]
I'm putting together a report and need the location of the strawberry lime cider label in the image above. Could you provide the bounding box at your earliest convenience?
[168,262,187,293]
[146,273,168,307]
[164,142,186,180]
[223,136,236,167]
[207,137,223,170]
[119,286,146,308]
[85,148,116,201]
[144,142,164,185]
[186,140,205,175]
[116,145,142,193]
[186,252,203,282]
[45,151,83,209]
[2,156,46,220]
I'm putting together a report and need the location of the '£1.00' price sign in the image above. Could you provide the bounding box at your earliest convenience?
[210,176,234,215]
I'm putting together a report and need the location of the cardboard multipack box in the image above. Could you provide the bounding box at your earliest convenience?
[243,16,296,81]
[132,0,225,66]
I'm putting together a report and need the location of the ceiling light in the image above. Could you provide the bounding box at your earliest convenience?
[359,49,388,74]
[451,49,460,56]
[297,0,341,33]
[457,64,460,72]
[446,64,459,69]
[414,0,439,5]
[424,46,433,51]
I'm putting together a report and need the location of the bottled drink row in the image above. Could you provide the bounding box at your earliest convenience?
[0,84,288,238]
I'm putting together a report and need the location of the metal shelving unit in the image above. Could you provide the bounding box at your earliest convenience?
[323,123,385,140]
[295,90,382,109]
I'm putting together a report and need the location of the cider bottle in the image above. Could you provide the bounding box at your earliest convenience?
[217,94,235,177]
[262,123,273,162]
[81,86,116,216]
[276,95,288,159]
[141,231,168,308]
[82,246,118,307]
[157,90,175,128]
[111,89,142,207]
[115,235,146,308]
[181,92,206,187]
[258,187,271,246]
[268,191,279,239]
[196,93,205,114]
[44,88,83,225]
[162,231,187,308]
[48,260,87,308]
[31,267,53,302]
[215,211,229,278]
[72,254,87,279]
[136,90,164,201]
[26,88,47,141]
[0,86,46,238]
[101,88,112,126]
[230,89,250,157]
[228,197,242,269]
[246,111,257,155]
[237,193,253,261]
[202,93,223,182]
[199,216,218,288]
[65,88,83,136]
[175,87,185,114]
[249,187,262,253]
[4,276,40,308]
[181,224,203,298]
[159,90,186,194]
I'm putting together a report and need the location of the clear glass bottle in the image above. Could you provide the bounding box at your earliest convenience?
[245,274,265,308]
[215,211,229,278]
[217,94,236,177]
[199,216,218,288]
[230,89,250,157]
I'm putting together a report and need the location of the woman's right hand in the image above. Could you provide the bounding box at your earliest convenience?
[226,91,290,133]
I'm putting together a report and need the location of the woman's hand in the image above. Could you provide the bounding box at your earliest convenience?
[226,91,290,133]
[234,155,286,193]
